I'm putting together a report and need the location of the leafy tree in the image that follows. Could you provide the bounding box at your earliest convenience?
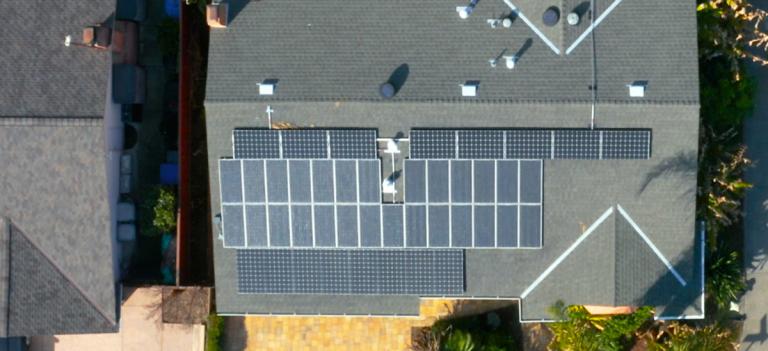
[647,322,737,351]
[153,186,178,233]
[547,302,654,351]
[444,329,476,351]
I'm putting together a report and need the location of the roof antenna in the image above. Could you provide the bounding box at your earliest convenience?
[266,105,274,129]
[589,0,597,130]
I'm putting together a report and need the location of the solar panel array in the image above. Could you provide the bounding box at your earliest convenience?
[403,159,542,248]
[219,158,542,248]
[233,129,377,159]
[410,129,651,160]
[237,249,465,295]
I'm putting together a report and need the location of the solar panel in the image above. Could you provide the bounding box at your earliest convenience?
[222,205,245,247]
[450,160,472,202]
[520,205,542,247]
[506,130,552,159]
[427,160,449,203]
[408,128,650,160]
[314,205,336,247]
[233,129,280,158]
[554,130,600,159]
[474,206,495,247]
[336,205,359,247]
[496,160,518,203]
[311,160,335,202]
[245,205,268,247]
[405,205,427,247]
[282,130,327,158]
[473,161,495,203]
[289,160,312,202]
[268,205,290,246]
[602,130,651,159]
[451,206,472,247]
[242,160,265,202]
[357,160,381,203]
[410,130,456,159]
[458,130,504,159]
[335,160,358,202]
[360,205,382,247]
[428,206,450,247]
[266,160,288,202]
[405,160,426,203]
[496,205,518,247]
[219,160,243,203]
[236,249,465,295]
[382,205,404,247]
[329,130,377,159]
[291,205,313,247]
[519,160,542,203]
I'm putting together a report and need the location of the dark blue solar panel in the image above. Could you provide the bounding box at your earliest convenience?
[281,129,328,158]
[236,249,465,295]
[506,130,551,159]
[410,130,456,159]
[329,130,377,159]
[554,130,600,159]
[602,130,651,159]
[233,129,280,158]
[458,130,504,159]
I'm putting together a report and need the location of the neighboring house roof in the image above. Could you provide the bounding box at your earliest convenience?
[205,0,702,320]
[0,0,117,337]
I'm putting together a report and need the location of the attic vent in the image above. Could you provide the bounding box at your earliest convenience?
[258,80,277,95]
[461,82,478,97]
[628,81,647,97]
[207,3,229,28]
[543,7,560,26]
[380,83,395,99]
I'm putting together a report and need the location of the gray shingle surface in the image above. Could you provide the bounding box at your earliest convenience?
[0,120,116,336]
[206,0,698,103]
[0,1,114,117]
[7,225,115,336]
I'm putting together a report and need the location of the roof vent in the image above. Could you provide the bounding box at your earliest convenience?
[567,12,580,26]
[502,18,513,28]
[628,82,647,97]
[380,83,395,99]
[457,0,479,19]
[207,3,229,28]
[461,82,479,97]
[258,80,277,95]
[503,55,518,69]
[542,7,560,27]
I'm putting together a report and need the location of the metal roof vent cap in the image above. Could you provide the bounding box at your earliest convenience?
[258,79,277,95]
[461,82,479,97]
[380,83,395,99]
[567,12,580,26]
[543,7,560,27]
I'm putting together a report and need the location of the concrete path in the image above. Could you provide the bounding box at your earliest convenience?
[741,1,768,349]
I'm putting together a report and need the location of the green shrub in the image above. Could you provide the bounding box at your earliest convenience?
[153,187,177,233]
[707,251,747,310]
[647,322,737,351]
[206,314,224,351]
[547,302,654,351]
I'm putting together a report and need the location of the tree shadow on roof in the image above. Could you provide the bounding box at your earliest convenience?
[639,151,697,197]
[387,64,410,95]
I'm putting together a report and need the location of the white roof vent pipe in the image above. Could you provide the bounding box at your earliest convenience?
[503,55,518,69]
[567,12,580,26]
[461,82,479,97]
[457,0,479,19]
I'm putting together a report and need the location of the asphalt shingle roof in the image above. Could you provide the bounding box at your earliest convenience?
[205,0,702,320]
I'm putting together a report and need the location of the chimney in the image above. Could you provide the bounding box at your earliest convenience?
[207,2,229,28]
[81,25,111,49]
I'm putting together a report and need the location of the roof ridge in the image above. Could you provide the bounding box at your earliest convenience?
[7,220,116,326]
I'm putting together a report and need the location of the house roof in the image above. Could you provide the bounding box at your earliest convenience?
[0,0,118,336]
[205,0,702,320]
[0,0,113,117]
[206,0,698,104]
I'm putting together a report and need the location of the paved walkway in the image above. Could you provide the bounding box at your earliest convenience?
[226,299,515,351]
[741,2,768,349]
[28,287,205,351]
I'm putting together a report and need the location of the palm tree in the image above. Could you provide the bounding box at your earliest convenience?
[646,322,737,351]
